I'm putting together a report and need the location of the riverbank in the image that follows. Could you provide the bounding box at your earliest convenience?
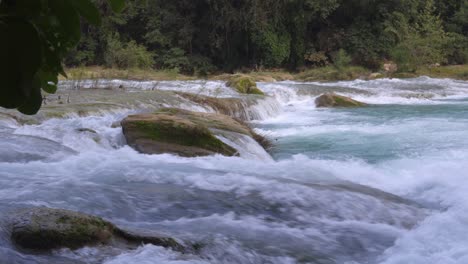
[64,65,468,82]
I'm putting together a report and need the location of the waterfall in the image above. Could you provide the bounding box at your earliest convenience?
[215,130,273,161]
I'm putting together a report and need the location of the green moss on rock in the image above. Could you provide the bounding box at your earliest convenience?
[121,108,244,157]
[315,93,367,108]
[132,119,229,152]
[226,75,264,95]
[10,208,115,250]
[10,207,184,251]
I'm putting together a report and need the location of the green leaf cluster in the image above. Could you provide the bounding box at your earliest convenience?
[0,0,125,115]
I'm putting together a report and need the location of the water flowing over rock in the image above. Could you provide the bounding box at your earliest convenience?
[0,133,77,162]
[175,92,280,121]
[4,78,468,263]
[315,93,367,107]
[9,207,182,251]
[121,108,268,157]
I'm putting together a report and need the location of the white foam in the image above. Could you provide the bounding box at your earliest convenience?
[104,245,208,264]
[259,78,468,105]
[2,77,468,263]
[216,131,273,161]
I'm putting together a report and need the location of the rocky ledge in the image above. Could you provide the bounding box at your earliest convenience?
[315,93,367,108]
[121,108,266,157]
[9,207,183,251]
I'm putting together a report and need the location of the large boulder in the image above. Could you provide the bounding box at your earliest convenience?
[121,108,260,157]
[315,93,367,108]
[10,207,182,251]
[226,75,264,95]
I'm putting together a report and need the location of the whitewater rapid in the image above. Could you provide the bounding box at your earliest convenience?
[1,77,468,264]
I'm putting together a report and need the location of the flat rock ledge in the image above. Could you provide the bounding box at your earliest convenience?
[121,108,263,157]
[315,93,367,108]
[9,207,183,251]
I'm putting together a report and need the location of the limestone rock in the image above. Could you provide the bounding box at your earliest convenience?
[9,207,182,251]
[315,93,367,108]
[11,207,114,250]
[121,108,260,157]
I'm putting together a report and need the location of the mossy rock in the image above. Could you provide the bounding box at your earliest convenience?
[226,75,264,95]
[10,207,182,251]
[121,108,255,157]
[76,128,97,134]
[10,208,115,250]
[315,93,367,108]
[174,94,273,150]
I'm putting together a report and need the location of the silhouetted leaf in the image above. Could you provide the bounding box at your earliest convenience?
[38,70,58,94]
[71,0,102,26]
[17,76,42,115]
[108,0,125,12]
[49,0,81,48]
[43,83,58,94]
[0,18,42,109]
[0,0,119,114]
[10,0,42,19]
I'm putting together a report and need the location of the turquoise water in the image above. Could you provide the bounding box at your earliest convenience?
[264,102,468,163]
[1,77,468,263]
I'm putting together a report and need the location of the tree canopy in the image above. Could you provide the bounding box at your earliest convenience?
[1,0,467,115]
[67,0,467,74]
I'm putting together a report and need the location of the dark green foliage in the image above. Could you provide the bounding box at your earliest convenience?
[0,0,125,114]
[445,33,468,64]
[2,0,468,114]
[67,0,466,75]
[104,33,154,69]
[333,49,352,71]
[251,26,291,67]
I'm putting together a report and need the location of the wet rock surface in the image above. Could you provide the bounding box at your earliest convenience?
[9,207,183,251]
[121,108,259,157]
[315,93,367,107]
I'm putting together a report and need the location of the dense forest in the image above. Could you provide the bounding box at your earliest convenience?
[66,0,468,74]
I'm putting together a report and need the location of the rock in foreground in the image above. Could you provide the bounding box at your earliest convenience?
[122,108,260,157]
[10,207,182,251]
[226,75,264,95]
[315,93,367,108]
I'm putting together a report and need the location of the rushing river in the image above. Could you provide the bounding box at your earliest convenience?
[1,77,468,264]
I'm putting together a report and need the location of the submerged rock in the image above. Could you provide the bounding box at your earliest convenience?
[76,128,97,134]
[121,108,265,157]
[0,133,77,162]
[111,121,121,128]
[315,93,367,108]
[226,75,264,95]
[9,207,182,251]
